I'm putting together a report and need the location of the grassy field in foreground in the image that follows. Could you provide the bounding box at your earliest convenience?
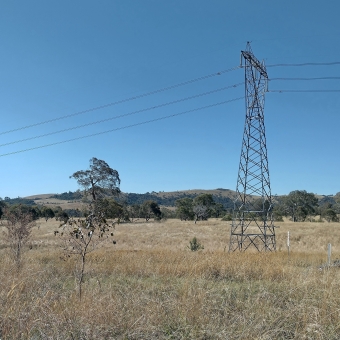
[1,218,340,339]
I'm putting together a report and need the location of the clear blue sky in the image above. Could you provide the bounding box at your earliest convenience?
[1,0,339,198]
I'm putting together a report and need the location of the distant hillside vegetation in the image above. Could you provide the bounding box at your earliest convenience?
[27,189,236,209]
[318,195,337,206]
[16,189,340,211]
[2,197,37,206]
[117,191,235,209]
[52,191,82,200]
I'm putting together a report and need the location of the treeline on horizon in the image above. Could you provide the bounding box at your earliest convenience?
[1,190,340,223]
[0,190,236,209]
[51,190,236,208]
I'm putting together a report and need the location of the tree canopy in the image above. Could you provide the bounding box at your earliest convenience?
[40,206,55,221]
[281,190,318,222]
[70,157,120,202]
[140,200,162,221]
[0,200,5,219]
[175,198,194,220]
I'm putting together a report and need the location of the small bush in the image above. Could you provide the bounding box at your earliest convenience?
[221,214,232,221]
[188,237,204,251]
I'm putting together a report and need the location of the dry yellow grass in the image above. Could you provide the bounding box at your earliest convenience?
[28,217,340,254]
[1,218,340,339]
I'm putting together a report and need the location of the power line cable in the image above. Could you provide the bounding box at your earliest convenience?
[270,89,340,93]
[267,62,340,67]
[0,97,244,158]
[0,83,243,148]
[269,77,340,81]
[0,66,241,136]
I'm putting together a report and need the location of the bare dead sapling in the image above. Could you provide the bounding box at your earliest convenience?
[57,206,116,299]
[1,205,36,270]
[193,205,208,224]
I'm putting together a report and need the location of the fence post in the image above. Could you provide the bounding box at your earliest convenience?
[327,243,332,267]
[287,231,290,258]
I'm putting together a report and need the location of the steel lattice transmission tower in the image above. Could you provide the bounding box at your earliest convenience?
[229,43,276,252]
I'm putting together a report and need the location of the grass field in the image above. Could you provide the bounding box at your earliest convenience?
[1,218,340,339]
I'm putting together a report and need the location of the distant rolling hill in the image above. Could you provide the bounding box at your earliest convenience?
[11,189,338,210]
[21,189,237,210]
[117,189,238,209]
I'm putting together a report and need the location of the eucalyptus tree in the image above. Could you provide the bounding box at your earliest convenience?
[58,157,120,299]
[281,190,318,222]
[70,157,120,202]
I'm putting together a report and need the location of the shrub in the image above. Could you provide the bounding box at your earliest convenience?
[2,205,36,269]
[221,214,232,221]
[188,237,204,251]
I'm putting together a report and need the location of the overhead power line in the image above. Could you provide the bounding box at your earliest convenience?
[267,61,340,67]
[271,89,340,93]
[0,83,243,148]
[0,65,241,136]
[0,97,244,158]
[270,77,340,81]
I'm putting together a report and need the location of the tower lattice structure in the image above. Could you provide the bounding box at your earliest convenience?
[229,43,276,252]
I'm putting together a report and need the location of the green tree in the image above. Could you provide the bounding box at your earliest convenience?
[70,157,120,202]
[193,194,215,208]
[55,210,69,223]
[160,207,176,219]
[333,203,340,214]
[252,198,271,212]
[0,200,6,219]
[211,202,226,218]
[59,158,120,299]
[323,208,338,222]
[140,200,162,221]
[53,206,63,218]
[6,204,40,221]
[192,194,215,222]
[320,203,339,222]
[272,205,284,222]
[41,206,55,222]
[175,198,194,220]
[95,198,129,221]
[281,190,318,222]
[128,204,141,222]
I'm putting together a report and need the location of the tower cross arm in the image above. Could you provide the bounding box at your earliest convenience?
[241,50,268,79]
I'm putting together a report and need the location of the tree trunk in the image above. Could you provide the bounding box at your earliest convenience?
[79,252,86,300]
